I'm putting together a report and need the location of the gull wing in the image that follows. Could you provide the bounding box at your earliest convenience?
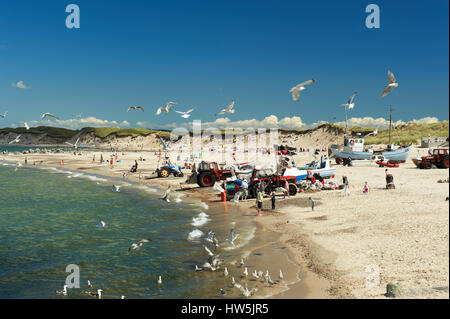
[380,85,393,98]
[166,102,177,110]
[127,106,134,112]
[155,107,163,115]
[388,70,396,83]
[296,79,315,88]
[136,106,144,112]
[185,107,195,114]
[174,110,185,115]
[348,91,357,104]
[226,100,235,111]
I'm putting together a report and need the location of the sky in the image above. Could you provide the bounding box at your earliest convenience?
[0,0,448,130]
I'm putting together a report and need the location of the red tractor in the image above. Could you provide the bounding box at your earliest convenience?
[415,148,449,169]
[192,161,233,187]
[247,169,298,197]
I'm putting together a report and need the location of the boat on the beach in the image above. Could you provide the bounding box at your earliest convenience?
[282,155,335,183]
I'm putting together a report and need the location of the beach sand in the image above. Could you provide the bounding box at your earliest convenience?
[2,146,449,298]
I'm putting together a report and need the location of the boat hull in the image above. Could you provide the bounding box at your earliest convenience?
[283,167,335,183]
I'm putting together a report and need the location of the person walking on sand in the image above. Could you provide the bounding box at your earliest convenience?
[271,192,276,210]
[110,158,114,169]
[241,178,248,201]
[343,176,350,196]
[256,191,263,216]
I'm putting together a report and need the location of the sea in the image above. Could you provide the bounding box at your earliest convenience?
[0,148,259,299]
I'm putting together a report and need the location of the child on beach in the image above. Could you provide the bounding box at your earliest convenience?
[256,191,263,216]
[271,192,276,210]
[363,181,369,194]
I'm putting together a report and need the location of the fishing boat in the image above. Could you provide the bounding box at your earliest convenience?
[330,106,410,164]
[282,155,335,183]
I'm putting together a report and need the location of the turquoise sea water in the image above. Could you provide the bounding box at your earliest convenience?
[0,161,255,299]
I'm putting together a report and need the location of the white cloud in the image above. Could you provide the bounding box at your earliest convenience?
[12,81,31,89]
[333,116,440,129]
[22,116,131,130]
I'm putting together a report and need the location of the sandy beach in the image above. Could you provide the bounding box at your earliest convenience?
[1,146,449,299]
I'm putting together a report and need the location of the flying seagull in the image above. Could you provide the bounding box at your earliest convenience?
[380,70,398,98]
[127,106,144,112]
[290,79,315,102]
[65,137,80,150]
[41,113,59,120]
[0,111,7,118]
[9,135,21,145]
[226,227,239,247]
[157,136,172,151]
[365,128,378,137]
[160,186,171,202]
[341,91,357,109]
[24,122,30,130]
[112,185,121,192]
[216,99,235,116]
[128,238,152,251]
[156,102,176,115]
[174,107,195,119]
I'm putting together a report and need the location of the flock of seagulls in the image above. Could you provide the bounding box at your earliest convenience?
[190,225,285,297]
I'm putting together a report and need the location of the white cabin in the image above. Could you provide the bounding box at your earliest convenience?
[344,134,365,152]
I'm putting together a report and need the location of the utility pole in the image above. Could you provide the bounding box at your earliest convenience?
[388,105,392,146]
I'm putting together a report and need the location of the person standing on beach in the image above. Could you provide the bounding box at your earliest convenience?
[60,160,64,171]
[110,158,114,169]
[92,154,95,163]
[271,192,276,210]
[241,178,248,201]
[309,197,315,211]
[256,191,263,216]
[100,154,103,164]
[343,176,350,196]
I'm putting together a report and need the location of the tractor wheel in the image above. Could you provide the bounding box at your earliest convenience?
[424,161,433,169]
[158,168,170,178]
[288,183,298,196]
[335,157,342,165]
[197,172,216,187]
[440,156,449,169]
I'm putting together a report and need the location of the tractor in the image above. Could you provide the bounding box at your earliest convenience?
[190,161,233,187]
[156,163,184,178]
[418,148,449,169]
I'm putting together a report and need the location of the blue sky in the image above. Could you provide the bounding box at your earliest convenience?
[0,0,448,130]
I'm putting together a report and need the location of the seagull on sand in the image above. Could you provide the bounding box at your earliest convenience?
[241,286,258,297]
[224,267,229,276]
[341,91,357,109]
[0,111,7,118]
[41,112,59,120]
[9,135,21,144]
[156,102,176,115]
[380,70,399,98]
[85,289,103,299]
[239,259,245,267]
[241,267,248,277]
[226,227,239,247]
[216,99,235,116]
[128,238,152,251]
[279,269,284,280]
[174,107,195,119]
[220,288,227,296]
[157,276,162,284]
[127,106,144,112]
[24,122,30,130]
[56,285,68,296]
[289,79,315,102]
[160,186,172,202]
[252,270,260,279]
[267,275,276,285]
[231,277,236,286]
[202,262,217,271]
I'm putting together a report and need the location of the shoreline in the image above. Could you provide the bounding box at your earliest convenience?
[1,151,332,299]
